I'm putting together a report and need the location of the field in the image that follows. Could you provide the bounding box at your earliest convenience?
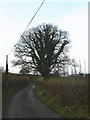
[34,75,88,118]
[2,73,89,118]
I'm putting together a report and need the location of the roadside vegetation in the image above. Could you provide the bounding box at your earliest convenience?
[2,73,89,118]
[34,75,88,118]
[2,73,30,117]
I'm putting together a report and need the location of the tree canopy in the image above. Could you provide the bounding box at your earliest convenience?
[13,23,70,77]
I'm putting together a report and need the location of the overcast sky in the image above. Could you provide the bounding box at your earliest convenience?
[0,0,88,73]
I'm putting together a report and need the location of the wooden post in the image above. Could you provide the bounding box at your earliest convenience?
[5,55,8,88]
[6,55,8,73]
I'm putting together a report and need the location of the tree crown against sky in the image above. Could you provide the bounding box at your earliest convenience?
[13,23,70,77]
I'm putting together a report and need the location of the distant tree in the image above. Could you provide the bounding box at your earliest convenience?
[55,55,70,76]
[84,61,86,75]
[13,23,70,78]
[69,59,78,75]
[19,68,29,74]
[78,59,84,75]
[19,63,32,74]
[0,66,5,73]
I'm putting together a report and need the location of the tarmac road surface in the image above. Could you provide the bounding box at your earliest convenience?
[7,83,62,118]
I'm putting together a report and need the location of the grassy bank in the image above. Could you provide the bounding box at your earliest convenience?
[34,76,88,118]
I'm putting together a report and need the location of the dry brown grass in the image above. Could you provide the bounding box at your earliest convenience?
[35,76,88,118]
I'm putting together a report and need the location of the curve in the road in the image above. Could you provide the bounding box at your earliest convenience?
[7,85,62,118]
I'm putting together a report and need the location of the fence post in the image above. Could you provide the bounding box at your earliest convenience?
[6,55,8,73]
[5,55,9,88]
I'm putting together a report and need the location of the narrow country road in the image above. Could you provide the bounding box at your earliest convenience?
[7,83,62,118]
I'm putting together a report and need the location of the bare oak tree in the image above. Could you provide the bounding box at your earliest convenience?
[13,23,70,77]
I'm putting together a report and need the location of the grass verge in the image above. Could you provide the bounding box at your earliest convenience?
[34,76,88,119]
[35,84,76,118]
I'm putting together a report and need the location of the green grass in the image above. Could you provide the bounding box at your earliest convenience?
[35,76,44,81]
[35,85,76,118]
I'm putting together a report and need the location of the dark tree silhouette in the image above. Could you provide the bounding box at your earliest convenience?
[13,23,70,77]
